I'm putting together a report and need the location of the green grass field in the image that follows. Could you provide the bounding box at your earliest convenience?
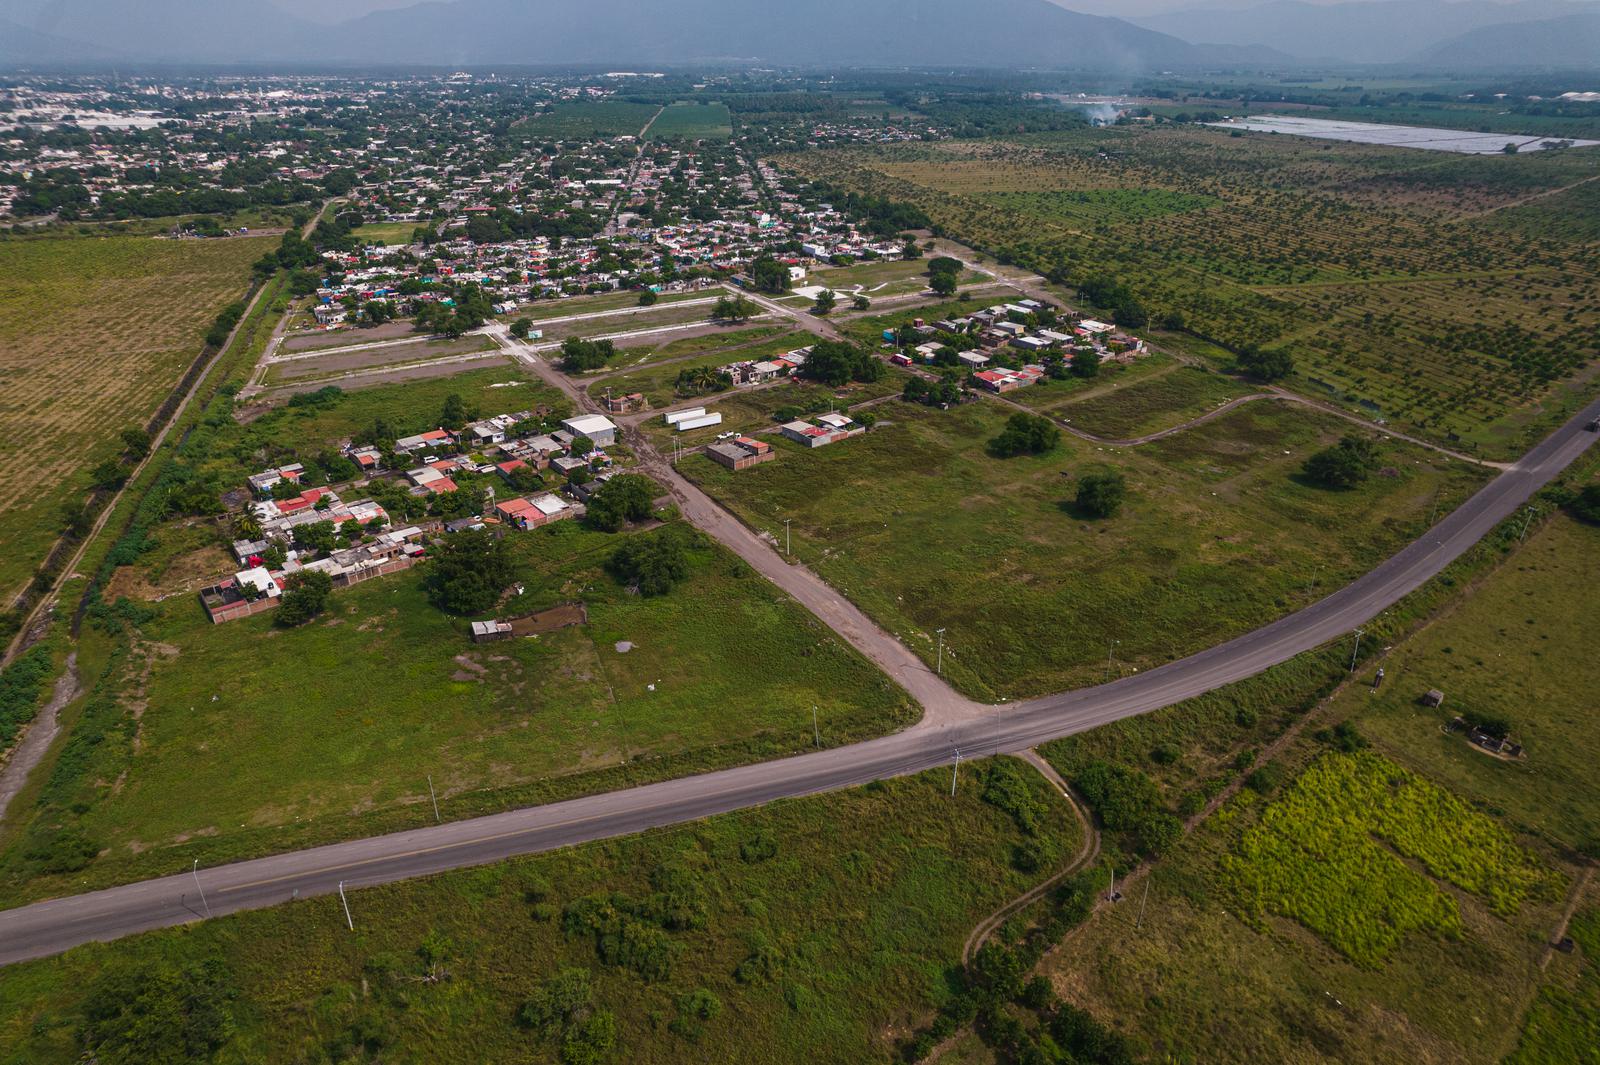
[648,100,733,140]
[1050,364,1258,439]
[524,100,660,139]
[0,759,1078,1065]
[350,221,419,245]
[520,288,713,323]
[0,233,271,600]
[684,397,1487,700]
[589,332,805,408]
[1032,513,1600,1064]
[0,522,914,899]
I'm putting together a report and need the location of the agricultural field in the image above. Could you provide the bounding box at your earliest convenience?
[0,232,271,601]
[684,397,1487,701]
[1032,512,1600,1064]
[523,99,660,139]
[648,100,733,140]
[781,126,1600,459]
[0,758,1078,1065]
[0,522,915,900]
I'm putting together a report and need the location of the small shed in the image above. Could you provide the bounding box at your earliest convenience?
[470,620,513,643]
[1422,689,1445,708]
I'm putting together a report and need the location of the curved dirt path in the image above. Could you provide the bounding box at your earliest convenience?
[962,749,1100,967]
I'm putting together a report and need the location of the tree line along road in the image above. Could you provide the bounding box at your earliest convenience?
[0,362,1596,968]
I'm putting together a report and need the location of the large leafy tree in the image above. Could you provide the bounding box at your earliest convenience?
[422,528,514,615]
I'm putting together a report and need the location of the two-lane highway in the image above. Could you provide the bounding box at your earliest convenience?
[1,394,1596,967]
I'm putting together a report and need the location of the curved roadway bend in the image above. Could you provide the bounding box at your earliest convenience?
[1,398,1596,966]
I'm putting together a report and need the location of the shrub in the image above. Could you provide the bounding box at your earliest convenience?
[1074,469,1127,518]
[275,570,332,627]
[1567,484,1600,525]
[607,529,689,597]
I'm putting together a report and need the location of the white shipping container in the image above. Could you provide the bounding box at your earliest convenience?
[664,407,706,426]
[676,412,723,432]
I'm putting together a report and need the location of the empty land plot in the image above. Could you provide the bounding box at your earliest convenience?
[349,221,419,245]
[0,525,913,898]
[280,319,419,353]
[1036,515,1600,1065]
[266,334,498,383]
[0,760,1074,1065]
[684,398,1486,701]
[782,126,1600,459]
[523,99,660,139]
[642,372,907,449]
[540,301,722,347]
[647,99,733,140]
[1051,364,1259,439]
[520,288,713,322]
[591,334,803,408]
[0,233,270,598]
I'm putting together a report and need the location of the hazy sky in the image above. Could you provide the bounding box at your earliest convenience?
[267,0,1386,21]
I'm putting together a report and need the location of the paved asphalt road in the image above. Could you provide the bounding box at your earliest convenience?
[1,392,1595,966]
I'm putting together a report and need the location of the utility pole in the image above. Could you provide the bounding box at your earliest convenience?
[812,705,820,748]
[784,518,791,557]
[1135,879,1150,930]
[427,775,441,824]
[191,859,212,919]
[1349,628,1365,673]
[1105,639,1120,681]
[935,628,946,675]
[338,881,354,931]
[950,747,962,796]
[1518,505,1539,541]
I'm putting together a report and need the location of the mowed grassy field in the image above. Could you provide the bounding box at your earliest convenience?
[647,100,733,140]
[523,99,660,139]
[0,233,271,598]
[782,127,1600,459]
[0,523,914,900]
[1036,514,1600,1064]
[0,759,1077,1065]
[684,398,1488,700]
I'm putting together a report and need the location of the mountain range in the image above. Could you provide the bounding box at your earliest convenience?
[0,0,1597,71]
[1131,0,1600,65]
[0,0,1283,70]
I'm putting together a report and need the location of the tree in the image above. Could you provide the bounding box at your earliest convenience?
[583,474,657,533]
[1071,348,1101,378]
[637,289,658,307]
[712,295,756,323]
[294,520,337,555]
[560,337,617,372]
[812,288,837,315]
[120,427,152,459]
[851,293,870,311]
[749,257,790,294]
[441,392,469,427]
[1302,435,1382,489]
[91,460,128,490]
[275,570,333,627]
[59,500,93,538]
[607,528,690,596]
[1237,346,1294,383]
[927,255,962,276]
[797,340,880,387]
[989,413,1060,457]
[509,317,533,340]
[929,269,959,297]
[900,239,922,260]
[422,528,514,615]
[1074,469,1127,518]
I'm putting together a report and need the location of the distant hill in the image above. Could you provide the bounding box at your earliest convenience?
[1133,0,1598,64]
[1418,11,1600,68]
[0,14,115,63]
[2,0,1290,71]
